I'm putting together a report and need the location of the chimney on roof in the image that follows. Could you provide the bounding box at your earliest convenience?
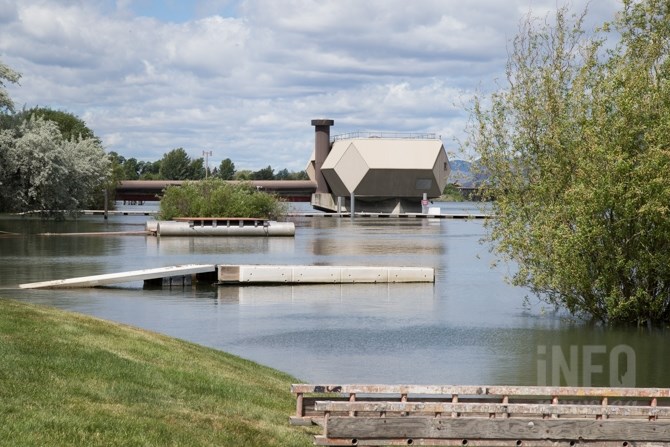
[311,119,334,194]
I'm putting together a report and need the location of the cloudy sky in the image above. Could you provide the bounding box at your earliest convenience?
[1,0,620,172]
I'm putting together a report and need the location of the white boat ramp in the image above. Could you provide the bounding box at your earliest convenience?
[19,264,434,289]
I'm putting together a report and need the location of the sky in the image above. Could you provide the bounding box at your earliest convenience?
[0,0,620,172]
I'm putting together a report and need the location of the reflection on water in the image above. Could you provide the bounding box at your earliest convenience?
[1,203,669,387]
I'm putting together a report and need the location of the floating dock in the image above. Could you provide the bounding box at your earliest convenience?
[19,264,434,289]
[148,217,295,237]
[218,264,434,284]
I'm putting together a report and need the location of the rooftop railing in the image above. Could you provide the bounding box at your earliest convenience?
[331,131,438,142]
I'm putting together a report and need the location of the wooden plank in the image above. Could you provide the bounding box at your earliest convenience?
[325,417,670,442]
[292,384,670,399]
[19,264,216,289]
[314,435,670,446]
[314,401,670,418]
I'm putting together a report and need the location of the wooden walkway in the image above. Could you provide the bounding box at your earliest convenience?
[290,384,670,446]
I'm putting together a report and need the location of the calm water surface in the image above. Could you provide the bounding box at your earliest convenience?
[1,202,668,387]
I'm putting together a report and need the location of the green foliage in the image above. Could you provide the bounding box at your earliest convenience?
[24,107,99,143]
[158,179,287,220]
[0,116,109,214]
[0,299,313,446]
[252,165,274,180]
[0,59,20,112]
[218,158,236,180]
[466,1,670,326]
[276,168,309,180]
[234,169,253,180]
[441,183,464,202]
[159,147,191,180]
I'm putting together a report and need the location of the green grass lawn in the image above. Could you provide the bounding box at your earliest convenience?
[0,299,315,446]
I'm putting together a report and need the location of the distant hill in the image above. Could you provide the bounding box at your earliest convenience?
[448,159,475,187]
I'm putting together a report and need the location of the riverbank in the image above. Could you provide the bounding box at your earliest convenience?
[0,298,314,446]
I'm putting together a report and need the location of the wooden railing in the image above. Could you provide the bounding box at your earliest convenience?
[290,384,670,446]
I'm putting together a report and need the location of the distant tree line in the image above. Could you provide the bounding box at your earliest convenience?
[0,58,307,216]
[110,148,309,182]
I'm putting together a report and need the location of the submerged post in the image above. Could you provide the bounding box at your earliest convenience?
[104,189,108,220]
[350,192,355,220]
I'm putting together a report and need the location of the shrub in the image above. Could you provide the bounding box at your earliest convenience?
[158,179,287,220]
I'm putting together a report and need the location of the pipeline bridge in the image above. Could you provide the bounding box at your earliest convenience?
[115,180,479,204]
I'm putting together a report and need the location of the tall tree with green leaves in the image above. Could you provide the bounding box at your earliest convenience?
[159,148,192,180]
[0,60,20,112]
[218,158,236,180]
[252,165,274,180]
[24,107,99,143]
[466,0,670,326]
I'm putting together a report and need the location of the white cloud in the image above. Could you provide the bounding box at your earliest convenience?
[0,0,620,170]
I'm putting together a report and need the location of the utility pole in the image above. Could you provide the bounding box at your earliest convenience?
[202,150,213,179]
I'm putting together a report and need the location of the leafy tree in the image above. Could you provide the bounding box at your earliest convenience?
[23,107,99,143]
[139,160,161,179]
[252,165,274,180]
[218,158,235,180]
[466,1,670,326]
[0,117,109,214]
[441,183,464,202]
[159,148,191,180]
[289,170,309,180]
[121,157,140,180]
[188,157,205,180]
[234,170,253,180]
[0,60,20,112]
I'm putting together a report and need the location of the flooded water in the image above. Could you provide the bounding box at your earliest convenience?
[1,202,668,387]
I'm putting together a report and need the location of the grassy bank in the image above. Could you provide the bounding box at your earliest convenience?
[0,299,314,446]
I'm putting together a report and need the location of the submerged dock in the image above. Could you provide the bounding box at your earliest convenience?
[19,264,434,289]
[19,265,217,289]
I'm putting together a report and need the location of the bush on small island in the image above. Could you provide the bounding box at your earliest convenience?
[440,183,464,202]
[158,179,288,220]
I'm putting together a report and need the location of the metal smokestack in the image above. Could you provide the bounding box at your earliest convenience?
[311,119,334,194]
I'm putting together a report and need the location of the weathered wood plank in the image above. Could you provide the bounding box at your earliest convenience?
[314,401,670,418]
[325,417,670,441]
[314,435,670,446]
[292,384,670,398]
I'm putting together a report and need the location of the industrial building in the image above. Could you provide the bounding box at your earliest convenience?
[306,119,450,213]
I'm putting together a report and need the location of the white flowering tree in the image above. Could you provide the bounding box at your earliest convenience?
[0,59,110,214]
[0,61,20,112]
[0,117,109,214]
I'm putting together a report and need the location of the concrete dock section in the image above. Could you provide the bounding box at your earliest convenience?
[218,264,434,284]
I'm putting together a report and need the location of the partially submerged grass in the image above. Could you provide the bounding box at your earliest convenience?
[0,299,314,446]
